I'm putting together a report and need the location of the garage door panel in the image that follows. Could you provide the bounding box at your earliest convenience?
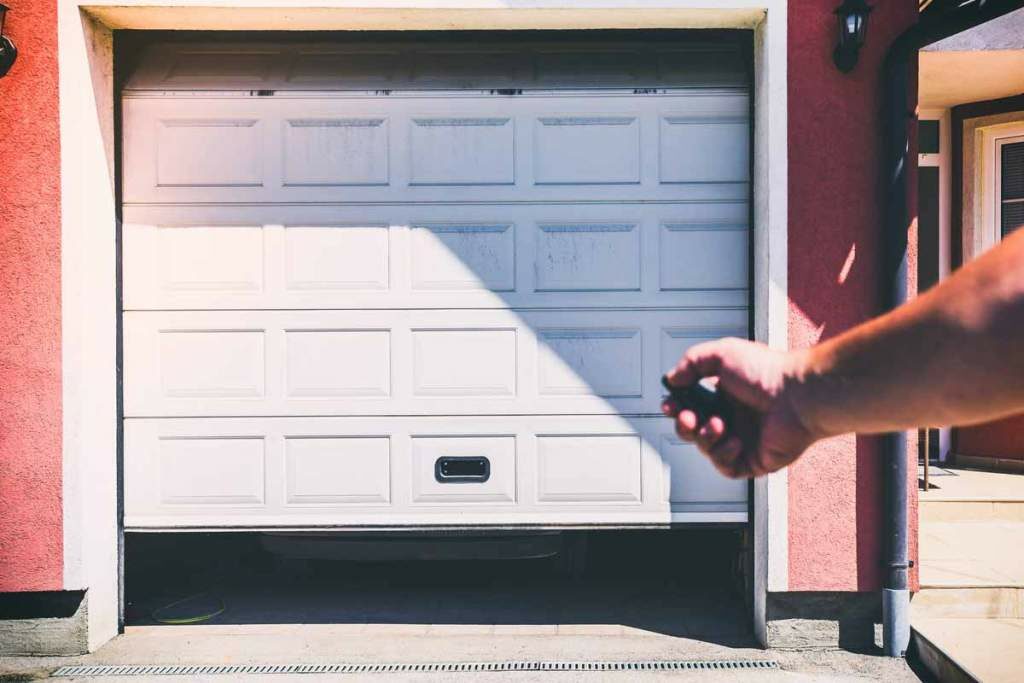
[159,329,266,399]
[285,330,391,398]
[124,415,746,528]
[659,117,750,184]
[160,225,266,294]
[285,436,391,505]
[411,328,518,397]
[409,116,516,185]
[155,117,265,188]
[158,436,266,506]
[411,223,516,291]
[537,328,643,398]
[658,224,749,291]
[536,435,643,503]
[287,51,403,87]
[156,49,277,85]
[123,94,747,205]
[534,222,641,292]
[123,203,748,310]
[533,115,640,185]
[284,224,391,291]
[128,42,748,93]
[410,50,530,86]
[124,308,746,417]
[123,39,751,529]
[282,117,390,187]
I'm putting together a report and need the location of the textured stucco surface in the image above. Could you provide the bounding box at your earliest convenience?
[0,593,87,656]
[786,0,919,592]
[766,591,881,650]
[0,0,926,600]
[0,0,63,592]
[925,7,1024,51]
[958,414,1024,461]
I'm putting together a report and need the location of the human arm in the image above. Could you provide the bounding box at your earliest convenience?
[662,228,1024,479]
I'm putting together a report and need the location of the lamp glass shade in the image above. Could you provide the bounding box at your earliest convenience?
[0,5,15,78]
[836,0,871,49]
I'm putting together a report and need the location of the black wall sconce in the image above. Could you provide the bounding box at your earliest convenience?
[833,0,872,73]
[0,4,17,78]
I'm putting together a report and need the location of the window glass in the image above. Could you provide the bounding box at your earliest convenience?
[919,120,940,155]
[1002,141,1024,237]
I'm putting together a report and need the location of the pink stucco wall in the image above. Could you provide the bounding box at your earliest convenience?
[0,0,64,592]
[787,0,920,592]
[958,415,1024,461]
[0,1,926,597]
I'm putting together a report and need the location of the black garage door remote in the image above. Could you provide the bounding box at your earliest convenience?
[661,375,734,427]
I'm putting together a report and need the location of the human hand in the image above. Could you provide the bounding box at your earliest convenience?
[661,338,821,479]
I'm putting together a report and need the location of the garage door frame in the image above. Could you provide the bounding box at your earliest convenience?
[58,2,789,650]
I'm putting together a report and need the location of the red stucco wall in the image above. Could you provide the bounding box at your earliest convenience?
[958,415,1024,461]
[787,0,920,592]
[0,1,926,598]
[0,0,63,592]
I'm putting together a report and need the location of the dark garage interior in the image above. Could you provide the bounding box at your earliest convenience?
[124,529,751,643]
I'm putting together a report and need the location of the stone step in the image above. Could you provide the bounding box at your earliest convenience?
[911,618,1024,683]
[909,625,978,683]
[913,587,1024,619]
[919,521,1024,588]
[921,499,1024,523]
[920,468,1024,512]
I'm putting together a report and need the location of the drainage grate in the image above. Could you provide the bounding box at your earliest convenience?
[52,659,779,677]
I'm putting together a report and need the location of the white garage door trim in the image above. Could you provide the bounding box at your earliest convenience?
[56,5,790,646]
[122,38,751,530]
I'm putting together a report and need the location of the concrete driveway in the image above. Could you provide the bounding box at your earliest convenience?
[0,530,923,681]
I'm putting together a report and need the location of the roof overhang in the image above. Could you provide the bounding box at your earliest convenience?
[918,6,1024,108]
[919,48,1024,108]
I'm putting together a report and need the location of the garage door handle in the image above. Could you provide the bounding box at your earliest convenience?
[435,456,490,483]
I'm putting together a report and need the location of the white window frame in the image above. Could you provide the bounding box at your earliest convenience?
[994,133,1024,241]
[980,123,1024,251]
[919,108,951,282]
[917,108,952,460]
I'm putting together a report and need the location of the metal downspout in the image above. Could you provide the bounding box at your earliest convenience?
[880,0,1024,657]
[881,30,914,657]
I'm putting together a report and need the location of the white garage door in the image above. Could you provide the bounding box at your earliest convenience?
[121,39,751,529]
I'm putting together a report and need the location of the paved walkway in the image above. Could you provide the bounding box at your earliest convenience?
[1,530,923,681]
[922,467,1024,501]
[2,627,920,682]
[919,520,1024,588]
[913,466,1024,681]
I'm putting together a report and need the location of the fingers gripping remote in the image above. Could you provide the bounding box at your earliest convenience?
[661,375,733,426]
